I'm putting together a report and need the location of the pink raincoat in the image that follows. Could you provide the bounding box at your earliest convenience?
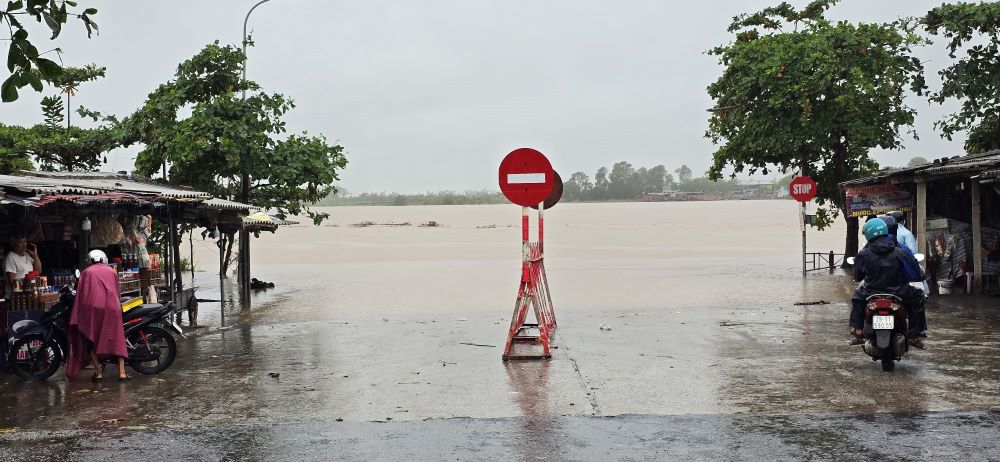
[66,264,127,378]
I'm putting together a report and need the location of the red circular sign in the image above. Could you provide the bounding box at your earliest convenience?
[499,148,554,207]
[789,176,818,202]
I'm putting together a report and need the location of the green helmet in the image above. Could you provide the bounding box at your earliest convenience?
[863,218,888,241]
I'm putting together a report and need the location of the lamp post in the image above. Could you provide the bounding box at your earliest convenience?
[238,0,273,307]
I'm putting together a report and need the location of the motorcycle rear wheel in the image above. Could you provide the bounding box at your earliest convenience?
[880,348,895,372]
[128,326,176,374]
[10,334,62,381]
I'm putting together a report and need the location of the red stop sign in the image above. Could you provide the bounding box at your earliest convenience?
[789,176,818,202]
[499,148,554,207]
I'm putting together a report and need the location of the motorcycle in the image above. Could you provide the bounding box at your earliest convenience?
[6,278,184,381]
[846,254,925,372]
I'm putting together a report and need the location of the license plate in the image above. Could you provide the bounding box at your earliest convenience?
[873,315,894,330]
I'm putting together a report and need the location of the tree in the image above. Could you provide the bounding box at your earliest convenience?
[924,3,1000,153]
[675,165,693,183]
[0,71,115,173]
[705,0,926,259]
[0,125,33,173]
[609,161,639,199]
[563,171,593,201]
[1,1,99,102]
[644,165,669,193]
[593,166,609,199]
[907,156,928,167]
[117,42,348,272]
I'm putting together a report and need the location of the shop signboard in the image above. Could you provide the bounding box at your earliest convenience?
[844,184,912,218]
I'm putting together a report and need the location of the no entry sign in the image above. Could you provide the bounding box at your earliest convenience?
[499,148,554,207]
[789,176,818,202]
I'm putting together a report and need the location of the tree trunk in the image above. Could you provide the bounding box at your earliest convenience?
[221,233,236,275]
[844,215,859,264]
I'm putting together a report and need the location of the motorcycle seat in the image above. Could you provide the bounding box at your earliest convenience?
[122,303,167,322]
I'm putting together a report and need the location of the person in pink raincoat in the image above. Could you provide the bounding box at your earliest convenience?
[67,250,130,382]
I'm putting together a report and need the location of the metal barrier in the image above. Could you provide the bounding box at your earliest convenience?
[806,251,846,272]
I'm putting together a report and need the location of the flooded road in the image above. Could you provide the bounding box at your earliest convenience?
[2,201,999,460]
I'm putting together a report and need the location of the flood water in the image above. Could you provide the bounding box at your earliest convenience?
[225,200,850,324]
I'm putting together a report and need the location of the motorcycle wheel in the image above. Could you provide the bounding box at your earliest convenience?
[10,334,62,381]
[128,326,177,374]
[880,348,895,372]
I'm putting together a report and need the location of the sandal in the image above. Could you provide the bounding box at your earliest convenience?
[91,373,103,383]
[118,375,132,382]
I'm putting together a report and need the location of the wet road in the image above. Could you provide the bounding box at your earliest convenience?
[2,202,1000,460]
[2,412,999,461]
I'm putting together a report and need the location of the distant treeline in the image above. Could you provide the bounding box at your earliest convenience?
[563,161,778,201]
[322,162,791,206]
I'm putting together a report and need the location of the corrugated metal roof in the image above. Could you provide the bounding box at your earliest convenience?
[0,171,212,199]
[203,198,256,211]
[841,150,1000,187]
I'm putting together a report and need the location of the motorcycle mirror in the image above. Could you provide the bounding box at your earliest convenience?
[846,257,856,265]
[914,253,925,263]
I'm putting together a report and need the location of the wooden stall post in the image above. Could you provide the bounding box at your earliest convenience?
[916,179,927,255]
[972,178,983,294]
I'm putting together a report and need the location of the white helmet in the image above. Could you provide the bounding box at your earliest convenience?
[87,249,108,265]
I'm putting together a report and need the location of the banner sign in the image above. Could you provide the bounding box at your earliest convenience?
[844,184,912,218]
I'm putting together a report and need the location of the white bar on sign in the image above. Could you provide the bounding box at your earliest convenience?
[507,173,546,184]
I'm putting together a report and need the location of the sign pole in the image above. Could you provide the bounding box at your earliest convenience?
[801,200,807,278]
[789,173,817,278]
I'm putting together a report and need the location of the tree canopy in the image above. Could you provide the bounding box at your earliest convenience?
[0,64,113,173]
[563,161,679,201]
[924,2,1000,153]
[118,42,348,225]
[705,0,926,256]
[1,0,99,102]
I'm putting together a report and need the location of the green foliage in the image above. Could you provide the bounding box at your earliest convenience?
[924,2,1000,153]
[0,68,114,173]
[0,1,99,102]
[41,95,63,128]
[675,165,693,183]
[0,124,34,173]
[120,42,348,225]
[706,0,926,230]
[564,162,690,201]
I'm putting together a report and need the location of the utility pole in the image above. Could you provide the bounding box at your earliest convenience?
[239,0,273,308]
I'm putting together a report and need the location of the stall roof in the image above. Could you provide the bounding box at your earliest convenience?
[841,150,1000,187]
[0,171,258,217]
[0,171,212,199]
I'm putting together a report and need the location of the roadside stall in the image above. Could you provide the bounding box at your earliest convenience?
[0,171,257,369]
[840,150,1000,295]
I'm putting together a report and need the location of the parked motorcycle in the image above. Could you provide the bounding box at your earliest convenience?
[7,281,184,381]
[846,254,925,372]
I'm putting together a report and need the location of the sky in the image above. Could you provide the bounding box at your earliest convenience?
[0,0,966,194]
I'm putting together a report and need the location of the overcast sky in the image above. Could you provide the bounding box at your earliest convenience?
[0,0,965,193]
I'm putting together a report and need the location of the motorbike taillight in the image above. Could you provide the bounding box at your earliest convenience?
[873,299,895,309]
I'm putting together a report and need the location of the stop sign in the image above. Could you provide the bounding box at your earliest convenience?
[499,148,554,207]
[789,176,818,202]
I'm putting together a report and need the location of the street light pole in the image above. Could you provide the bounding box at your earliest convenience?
[238,0,273,308]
